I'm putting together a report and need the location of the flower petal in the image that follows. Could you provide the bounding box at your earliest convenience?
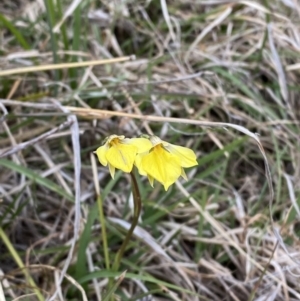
[95,144,109,166]
[147,175,154,187]
[141,145,181,191]
[106,143,137,172]
[180,168,188,181]
[108,163,115,179]
[166,144,198,168]
[129,138,153,153]
[134,153,147,176]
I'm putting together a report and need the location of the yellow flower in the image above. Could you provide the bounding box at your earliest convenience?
[95,135,152,178]
[134,136,198,191]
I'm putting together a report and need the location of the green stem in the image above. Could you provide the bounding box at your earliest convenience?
[112,172,141,271]
[97,194,110,270]
[44,0,59,94]
[108,171,142,299]
[0,227,44,301]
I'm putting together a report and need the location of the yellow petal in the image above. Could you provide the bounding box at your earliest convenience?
[134,153,147,176]
[147,175,154,187]
[129,138,153,153]
[95,144,109,166]
[106,143,137,173]
[166,144,198,168]
[180,168,188,181]
[108,163,115,179]
[141,145,181,191]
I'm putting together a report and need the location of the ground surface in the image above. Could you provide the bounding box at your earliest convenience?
[1,1,300,300]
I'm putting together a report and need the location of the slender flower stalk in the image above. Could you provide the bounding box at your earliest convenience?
[108,170,142,301]
[111,171,142,272]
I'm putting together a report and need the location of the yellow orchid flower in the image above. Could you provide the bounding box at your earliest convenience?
[95,135,152,178]
[134,136,198,191]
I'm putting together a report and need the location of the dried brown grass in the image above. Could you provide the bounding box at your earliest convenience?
[1,0,300,300]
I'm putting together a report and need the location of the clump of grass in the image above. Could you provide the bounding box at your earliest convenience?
[1,0,300,300]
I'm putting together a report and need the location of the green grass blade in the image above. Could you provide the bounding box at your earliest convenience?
[79,270,203,298]
[75,203,99,280]
[44,0,60,87]
[0,159,74,202]
[102,271,126,301]
[0,13,30,49]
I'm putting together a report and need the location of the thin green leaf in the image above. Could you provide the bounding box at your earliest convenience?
[0,13,30,49]
[0,159,74,202]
